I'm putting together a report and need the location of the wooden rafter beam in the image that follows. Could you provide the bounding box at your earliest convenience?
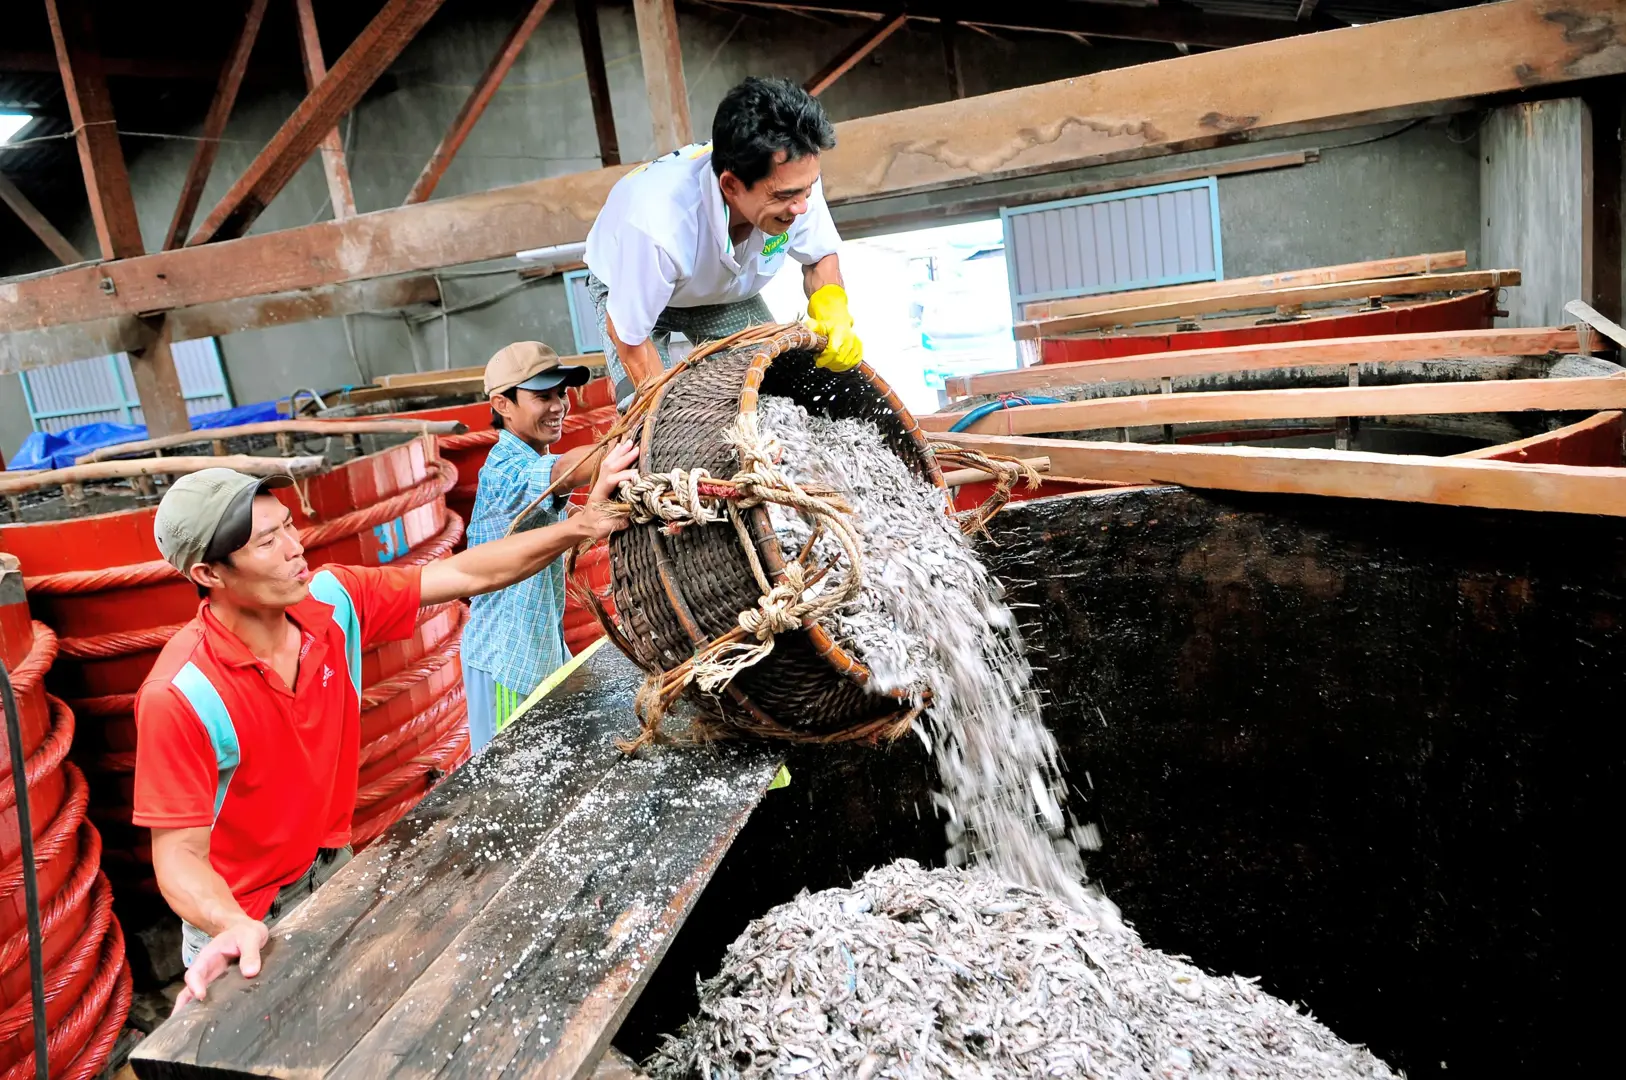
[804,11,905,97]
[633,0,692,155]
[944,327,1586,400]
[188,0,448,245]
[1015,271,1525,341]
[0,276,441,377]
[405,0,559,205]
[45,0,144,260]
[700,0,1339,49]
[164,0,271,251]
[923,375,1626,436]
[292,0,358,221]
[938,431,1626,519]
[576,0,620,167]
[0,172,85,265]
[839,149,1313,239]
[3,0,1622,339]
[1023,251,1468,322]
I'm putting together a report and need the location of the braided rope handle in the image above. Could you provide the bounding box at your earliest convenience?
[928,443,1043,535]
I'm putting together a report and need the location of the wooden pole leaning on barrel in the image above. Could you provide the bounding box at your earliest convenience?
[0,454,327,497]
[73,418,467,464]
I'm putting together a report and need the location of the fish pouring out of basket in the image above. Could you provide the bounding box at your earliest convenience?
[515,321,1097,912]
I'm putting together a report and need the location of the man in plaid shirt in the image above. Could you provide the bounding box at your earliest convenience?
[461,341,603,749]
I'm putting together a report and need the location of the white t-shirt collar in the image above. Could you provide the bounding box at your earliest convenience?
[702,166,760,277]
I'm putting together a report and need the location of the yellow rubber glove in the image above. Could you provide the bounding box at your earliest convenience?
[804,284,864,372]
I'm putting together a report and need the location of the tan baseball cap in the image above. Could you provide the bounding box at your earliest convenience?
[153,468,294,575]
[484,341,591,397]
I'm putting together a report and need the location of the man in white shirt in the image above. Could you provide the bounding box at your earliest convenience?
[584,76,863,403]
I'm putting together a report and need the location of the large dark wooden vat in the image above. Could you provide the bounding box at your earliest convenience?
[136,481,1626,1078]
[621,485,1626,1078]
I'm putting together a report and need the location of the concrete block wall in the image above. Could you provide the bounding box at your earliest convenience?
[1,1,1491,459]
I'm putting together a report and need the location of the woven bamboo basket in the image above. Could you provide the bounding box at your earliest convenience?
[604,324,946,741]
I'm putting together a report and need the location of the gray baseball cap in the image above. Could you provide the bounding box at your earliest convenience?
[153,468,295,575]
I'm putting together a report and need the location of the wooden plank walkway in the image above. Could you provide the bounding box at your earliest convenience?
[131,646,780,1079]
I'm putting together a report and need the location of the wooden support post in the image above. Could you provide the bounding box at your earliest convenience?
[576,0,620,167]
[0,172,85,264]
[633,0,691,155]
[404,0,558,205]
[804,12,906,97]
[127,317,192,437]
[292,0,358,221]
[45,0,144,260]
[1584,84,1624,322]
[190,0,447,244]
[941,17,965,100]
[163,0,270,250]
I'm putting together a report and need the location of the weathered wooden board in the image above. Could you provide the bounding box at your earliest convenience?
[942,328,1585,400]
[937,430,1626,519]
[130,647,780,1079]
[923,375,1626,436]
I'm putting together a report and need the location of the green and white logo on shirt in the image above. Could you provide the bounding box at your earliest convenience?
[761,232,789,257]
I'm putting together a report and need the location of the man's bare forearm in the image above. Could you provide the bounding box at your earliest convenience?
[804,253,843,296]
[606,311,664,386]
[420,513,593,605]
[153,829,252,936]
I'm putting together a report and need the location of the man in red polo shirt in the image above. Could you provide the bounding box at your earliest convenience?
[133,442,637,1006]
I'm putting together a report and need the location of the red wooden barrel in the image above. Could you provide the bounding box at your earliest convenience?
[0,559,129,1079]
[1039,290,1496,365]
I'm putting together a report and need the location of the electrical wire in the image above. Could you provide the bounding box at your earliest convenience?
[0,661,49,1080]
[948,395,1064,433]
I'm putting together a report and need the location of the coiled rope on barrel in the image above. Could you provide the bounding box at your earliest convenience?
[0,773,96,982]
[0,696,72,817]
[360,627,462,709]
[23,459,458,596]
[4,623,56,703]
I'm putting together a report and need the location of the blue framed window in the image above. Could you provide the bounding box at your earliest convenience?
[19,337,233,433]
[1000,177,1224,318]
[563,269,603,355]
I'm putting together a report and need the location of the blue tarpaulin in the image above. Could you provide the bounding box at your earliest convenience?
[7,400,284,471]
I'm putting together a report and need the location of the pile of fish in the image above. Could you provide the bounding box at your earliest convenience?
[648,860,1397,1080]
[755,397,1098,908]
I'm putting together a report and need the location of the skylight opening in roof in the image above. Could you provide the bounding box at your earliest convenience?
[0,112,34,145]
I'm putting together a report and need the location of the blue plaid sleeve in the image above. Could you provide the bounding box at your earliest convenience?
[462,432,572,695]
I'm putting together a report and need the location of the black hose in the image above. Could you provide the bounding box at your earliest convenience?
[0,663,49,1080]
